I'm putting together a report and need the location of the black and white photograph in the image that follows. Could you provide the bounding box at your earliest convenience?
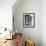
[23,13,35,28]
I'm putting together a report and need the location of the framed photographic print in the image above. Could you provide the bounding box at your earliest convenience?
[23,13,35,28]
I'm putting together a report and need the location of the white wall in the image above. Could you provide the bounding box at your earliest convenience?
[0,0,16,30]
[41,0,46,46]
[13,0,41,46]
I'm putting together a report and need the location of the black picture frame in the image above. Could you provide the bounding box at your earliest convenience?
[23,13,35,28]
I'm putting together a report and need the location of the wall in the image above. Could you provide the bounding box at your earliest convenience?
[0,0,16,30]
[41,0,46,46]
[13,0,41,46]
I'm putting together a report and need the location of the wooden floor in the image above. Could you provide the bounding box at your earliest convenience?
[0,39,16,46]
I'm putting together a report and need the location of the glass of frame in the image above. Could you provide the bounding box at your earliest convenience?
[23,13,35,28]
